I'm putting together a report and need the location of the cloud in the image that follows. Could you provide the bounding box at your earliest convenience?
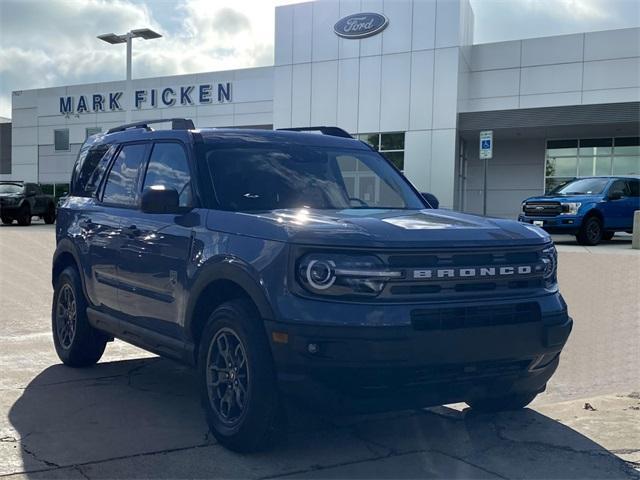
[0,0,299,117]
[470,0,639,44]
[0,0,639,117]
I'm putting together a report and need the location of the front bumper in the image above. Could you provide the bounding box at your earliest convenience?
[0,203,22,216]
[519,214,582,233]
[266,293,572,412]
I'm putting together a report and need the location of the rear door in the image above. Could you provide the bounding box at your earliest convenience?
[88,142,149,313]
[116,141,195,338]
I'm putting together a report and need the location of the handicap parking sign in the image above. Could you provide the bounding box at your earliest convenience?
[479,131,493,159]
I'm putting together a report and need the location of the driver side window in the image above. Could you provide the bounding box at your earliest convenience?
[609,180,629,197]
[142,143,193,207]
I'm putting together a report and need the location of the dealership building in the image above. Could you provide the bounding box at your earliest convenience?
[5,0,640,218]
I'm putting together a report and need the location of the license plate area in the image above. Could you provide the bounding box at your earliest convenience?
[533,220,544,226]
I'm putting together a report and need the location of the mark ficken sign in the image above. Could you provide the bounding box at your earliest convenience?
[59,82,232,115]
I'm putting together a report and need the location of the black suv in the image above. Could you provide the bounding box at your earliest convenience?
[52,119,572,452]
[0,181,56,225]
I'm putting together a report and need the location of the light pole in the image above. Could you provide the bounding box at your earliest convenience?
[97,29,162,123]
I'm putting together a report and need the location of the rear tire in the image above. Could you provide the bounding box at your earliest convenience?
[1,216,12,225]
[576,215,602,245]
[198,299,284,452]
[17,205,31,226]
[52,266,107,367]
[467,392,538,413]
[43,204,56,224]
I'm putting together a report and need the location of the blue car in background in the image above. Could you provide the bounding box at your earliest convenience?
[519,176,640,245]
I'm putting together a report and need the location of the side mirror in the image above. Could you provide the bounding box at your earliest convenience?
[608,191,623,201]
[420,192,439,209]
[141,186,180,214]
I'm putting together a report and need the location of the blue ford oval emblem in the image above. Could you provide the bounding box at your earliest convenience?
[334,12,389,39]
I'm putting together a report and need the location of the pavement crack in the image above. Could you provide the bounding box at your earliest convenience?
[20,443,60,469]
[489,417,620,459]
[0,442,213,477]
[74,465,91,480]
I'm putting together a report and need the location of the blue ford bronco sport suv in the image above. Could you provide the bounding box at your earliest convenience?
[520,176,639,245]
[52,119,572,452]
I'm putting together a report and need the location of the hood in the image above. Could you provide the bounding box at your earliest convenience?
[525,194,604,204]
[0,192,22,198]
[206,208,550,248]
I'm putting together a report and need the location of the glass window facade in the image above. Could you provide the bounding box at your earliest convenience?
[336,132,406,205]
[85,127,102,139]
[54,129,69,151]
[356,132,405,171]
[545,137,640,192]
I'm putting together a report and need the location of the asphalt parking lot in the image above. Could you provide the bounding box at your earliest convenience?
[1,221,639,479]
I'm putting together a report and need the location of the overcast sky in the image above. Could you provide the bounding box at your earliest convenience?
[0,0,639,118]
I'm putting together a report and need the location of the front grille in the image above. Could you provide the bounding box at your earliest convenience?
[524,202,562,217]
[378,246,546,301]
[410,302,541,331]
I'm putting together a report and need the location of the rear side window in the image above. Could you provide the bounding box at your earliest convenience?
[626,179,639,197]
[142,143,193,207]
[102,144,147,206]
[71,144,111,197]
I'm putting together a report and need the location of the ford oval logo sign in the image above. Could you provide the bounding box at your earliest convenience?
[334,12,389,39]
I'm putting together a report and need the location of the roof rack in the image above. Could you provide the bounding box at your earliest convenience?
[277,126,353,139]
[107,118,195,134]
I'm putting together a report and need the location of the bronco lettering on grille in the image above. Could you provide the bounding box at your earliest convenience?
[412,265,534,280]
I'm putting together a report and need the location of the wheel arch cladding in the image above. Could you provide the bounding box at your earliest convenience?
[52,241,86,296]
[186,262,276,355]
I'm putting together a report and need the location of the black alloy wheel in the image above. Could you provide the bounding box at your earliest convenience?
[44,205,56,224]
[576,216,603,246]
[55,284,77,349]
[17,205,31,226]
[198,299,284,452]
[52,266,107,367]
[206,327,250,426]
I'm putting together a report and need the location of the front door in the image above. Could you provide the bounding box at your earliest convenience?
[97,142,150,313]
[116,141,196,338]
[602,179,637,229]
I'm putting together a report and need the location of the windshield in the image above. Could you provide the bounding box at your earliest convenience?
[551,178,609,195]
[0,184,23,194]
[203,144,424,211]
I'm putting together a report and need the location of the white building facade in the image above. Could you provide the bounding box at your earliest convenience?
[7,0,640,218]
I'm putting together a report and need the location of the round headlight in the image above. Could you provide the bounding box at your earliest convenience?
[541,246,557,280]
[306,260,336,290]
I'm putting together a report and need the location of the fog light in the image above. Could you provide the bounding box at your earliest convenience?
[307,343,320,354]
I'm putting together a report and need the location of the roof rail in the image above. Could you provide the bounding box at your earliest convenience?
[277,126,353,139]
[107,118,195,134]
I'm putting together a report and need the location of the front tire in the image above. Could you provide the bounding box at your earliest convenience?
[467,392,538,413]
[43,204,56,224]
[576,215,602,245]
[52,266,107,367]
[1,216,12,225]
[17,204,31,226]
[198,299,284,452]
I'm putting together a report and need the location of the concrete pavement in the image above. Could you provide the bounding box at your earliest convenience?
[1,222,638,479]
